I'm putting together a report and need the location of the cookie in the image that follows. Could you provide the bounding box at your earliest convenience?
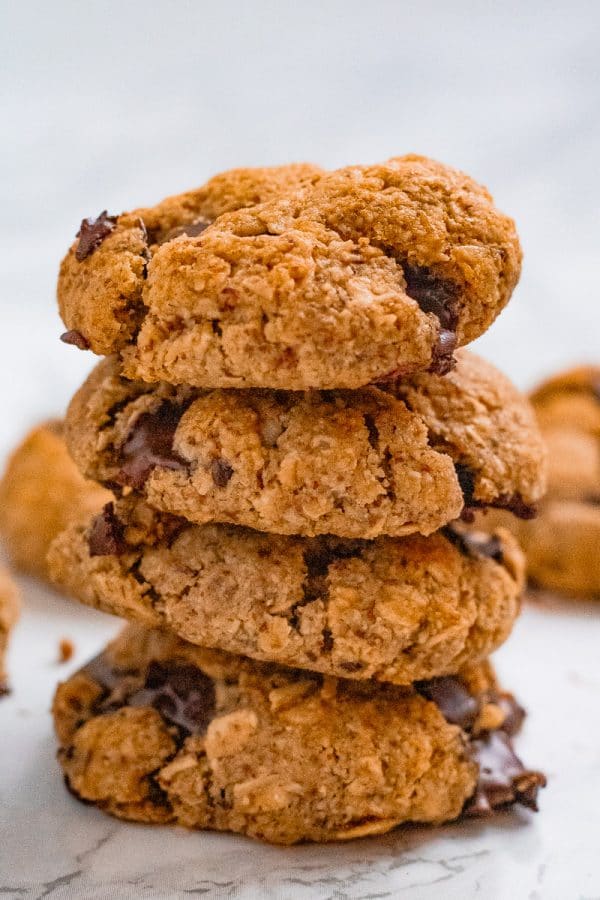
[64,351,546,539]
[47,494,524,684]
[0,422,110,581]
[53,624,544,844]
[481,366,600,597]
[0,565,20,693]
[58,156,521,389]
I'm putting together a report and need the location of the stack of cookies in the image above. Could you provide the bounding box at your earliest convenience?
[47,156,547,844]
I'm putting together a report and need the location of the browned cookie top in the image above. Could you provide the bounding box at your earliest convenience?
[53,624,544,844]
[58,156,521,389]
[63,350,546,539]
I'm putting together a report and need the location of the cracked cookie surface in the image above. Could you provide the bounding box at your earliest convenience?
[482,366,600,597]
[0,566,20,692]
[58,156,521,389]
[0,421,110,581]
[53,624,544,844]
[48,495,524,684]
[63,351,546,538]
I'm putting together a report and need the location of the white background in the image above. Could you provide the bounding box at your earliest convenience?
[1,2,599,897]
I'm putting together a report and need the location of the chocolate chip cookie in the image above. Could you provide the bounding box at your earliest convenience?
[0,421,110,581]
[53,623,544,844]
[482,366,600,597]
[0,565,20,693]
[58,156,521,389]
[64,351,546,538]
[47,495,524,684]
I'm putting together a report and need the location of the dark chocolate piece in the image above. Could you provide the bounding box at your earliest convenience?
[454,463,477,507]
[429,328,457,375]
[442,524,504,564]
[75,211,117,261]
[117,402,188,489]
[498,494,537,520]
[211,458,234,488]
[159,218,211,244]
[465,731,546,815]
[88,503,126,557]
[416,676,479,730]
[403,264,460,331]
[60,330,90,350]
[127,661,216,736]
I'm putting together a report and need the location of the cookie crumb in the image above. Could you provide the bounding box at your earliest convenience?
[58,638,75,664]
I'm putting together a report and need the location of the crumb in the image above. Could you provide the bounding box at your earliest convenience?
[58,638,75,664]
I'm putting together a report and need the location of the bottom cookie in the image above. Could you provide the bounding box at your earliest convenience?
[53,624,545,845]
[0,565,20,693]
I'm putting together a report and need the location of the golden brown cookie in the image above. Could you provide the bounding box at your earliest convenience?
[53,624,544,844]
[58,156,521,389]
[64,351,546,539]
[0,565,20,693]
[0,422,110,581]
[481,366,600,597]
[48,495,524,684]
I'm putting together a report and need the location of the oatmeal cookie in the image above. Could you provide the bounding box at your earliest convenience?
[0,566,20,693]
[48,496,524,684]
[58,156,521,389]
[63,351,546,538]
[0,421,110,580]
[53,624,544,844]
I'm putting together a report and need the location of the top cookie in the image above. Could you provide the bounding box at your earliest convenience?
[58,156,521,389]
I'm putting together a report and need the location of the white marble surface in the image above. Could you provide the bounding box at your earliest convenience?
[2,1,600,897]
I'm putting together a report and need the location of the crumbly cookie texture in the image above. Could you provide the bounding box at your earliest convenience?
[0,422,110,580]
[0,566,20,692]
[64,351,546,539]
[53,624,544,844]
[48,494,524,684]
[58,156,521,389]
[481,365,600,597]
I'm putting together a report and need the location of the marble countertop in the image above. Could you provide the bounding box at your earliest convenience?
[2,1,600,896]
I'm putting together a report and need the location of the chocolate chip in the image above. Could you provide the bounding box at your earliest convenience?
[127,661,216,736]
[0,683,10,698]
[491,692,526,737]
[88,503,126,556]
[498,495,538,520]
[322,629,334,652]
[442,524,505,564]
[403,264,460,331]
[454,463,477,506]
[75,211,117,261]
[429,328,457,375]
[416,676,479,730]
[60,330,90,350]
[158,218,211,245]
[146,775,172,809]
[117,402,188,489]
[211,458,234,488]
[465,731,546,816]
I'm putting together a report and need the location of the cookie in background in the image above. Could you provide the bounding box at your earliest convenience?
[0,421,110,582]
[479,366,600,598]
[0,565,20,693]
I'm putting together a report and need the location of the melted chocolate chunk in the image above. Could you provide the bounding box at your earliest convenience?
[429,328,458,375]
[159,218,211,244]
[416,676,479,730]
[88,503,126,557]
[498,495,538,520]
[83,651,133,694]
[211,458,234,488]
[127,661,216,736]
[454,463,477,506]
[0,683,10,698]
[117,403,188,489]
[491,692,526,737]
[465,731,546,815]
[60,330,90,350]
[75,211,117,261]
[403,264,460,331]
[443,524,504,563]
